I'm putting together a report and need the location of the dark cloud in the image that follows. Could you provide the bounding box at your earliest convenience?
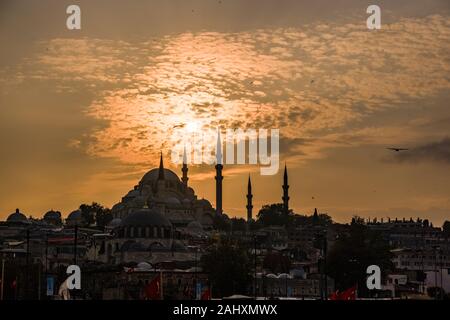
[393,138,450,164]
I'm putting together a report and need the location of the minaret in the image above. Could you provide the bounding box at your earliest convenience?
[158,151,165,180]
[215,130,223,215]
[313,208,319,224]
[181,146,189,187]
[156,151,165,193]
[246,175,253,222]
[282,164,289,214]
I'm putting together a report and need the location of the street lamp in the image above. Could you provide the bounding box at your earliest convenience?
[285,273,288,298]
[1,253,5,300]
[432,245,440,300]
[254,235,257,299]
[440,249,444,300]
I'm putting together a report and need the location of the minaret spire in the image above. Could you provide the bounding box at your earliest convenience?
[216,129,223,165]
[215,129,223,215]
[158,151,165,180]
[282,163,289,214]
[182,145,189,187]
[313,208,319,224]
[246,175,253,222]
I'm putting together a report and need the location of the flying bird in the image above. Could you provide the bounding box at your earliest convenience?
[387,147,409,152]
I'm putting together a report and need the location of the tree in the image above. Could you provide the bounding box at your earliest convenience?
[212,214,231,232]
[257,203,293,227]
[427,287,446,299]
[247,219,262,231]
[291,214,309,226]
[326,223,393,296]
[316,214,333,226]
[443,221,450,238]
[351,215,365,225]
[291,212,333,227]
[201,239,252,297]
[256,204,332,228]
[230,218,247,232]
[79,202,112,229]
[263,252,291,274]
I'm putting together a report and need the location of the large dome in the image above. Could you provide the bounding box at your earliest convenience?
[121,208,172,227]
[7,209,29,223]
[140,168,180,184]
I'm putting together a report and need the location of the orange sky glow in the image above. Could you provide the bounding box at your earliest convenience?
[1,0,449,225]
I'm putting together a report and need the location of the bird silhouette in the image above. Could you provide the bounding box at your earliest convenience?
[387,147,409,152]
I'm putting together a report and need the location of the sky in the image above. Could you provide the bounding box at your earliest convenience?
[0,0,449,225]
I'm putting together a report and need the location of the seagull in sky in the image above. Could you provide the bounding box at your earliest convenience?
[387,147,409,152]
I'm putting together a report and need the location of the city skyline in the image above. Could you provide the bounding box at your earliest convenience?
[1,0,450,225]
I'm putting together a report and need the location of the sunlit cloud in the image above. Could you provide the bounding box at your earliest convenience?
[7,15,450,180]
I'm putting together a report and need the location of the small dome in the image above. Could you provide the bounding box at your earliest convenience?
[107,218,122,228]
[44,210,61,220]
[290,268,306,279]
[137,262,152,270]
[196,199,212,208]
[148,242,167,252]
[67,209,82,220]
[121,208,171,227]
[166,197,181,205]
[182,198,191,205]
[7,209,29,223]
[187,221,204,233]
[125,189,140,198]
[131,196,146,208]
[171,240,187,252]
[121,240,146,252]
[112,203,124,210]
[111,203,124,213]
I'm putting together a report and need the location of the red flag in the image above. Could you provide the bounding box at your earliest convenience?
[201,288,211,300]
[339,285,357,300]
[329,285,357,300]
[144,275,161,300]
[329,290,340,300]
